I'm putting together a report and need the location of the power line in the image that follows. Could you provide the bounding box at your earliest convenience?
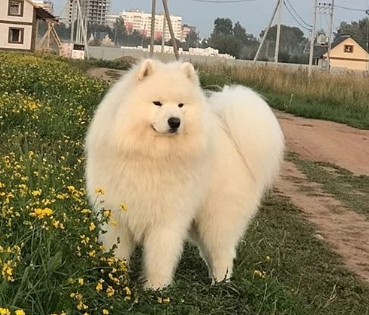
[334,4,366,13]
[186,0,257,3]
[283,1,312,30]
[284,0,312,28]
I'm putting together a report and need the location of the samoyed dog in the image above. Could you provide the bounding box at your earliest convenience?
[85,59,284,289]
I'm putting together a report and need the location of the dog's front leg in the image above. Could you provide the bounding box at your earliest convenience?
[142,225,186,290]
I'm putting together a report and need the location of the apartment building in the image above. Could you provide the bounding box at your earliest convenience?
[65,0,110,26]
[110,10,182,41]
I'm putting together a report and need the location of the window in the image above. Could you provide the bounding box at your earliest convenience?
[8,28,24,44]
[8,0,24,16]
[344,45,354,53]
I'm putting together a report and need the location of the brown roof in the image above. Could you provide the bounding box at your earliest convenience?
[313,35,366,59]
[26,0,58,21]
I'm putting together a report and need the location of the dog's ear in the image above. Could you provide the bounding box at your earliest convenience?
[138,59,156,81]
[180,62,197,82]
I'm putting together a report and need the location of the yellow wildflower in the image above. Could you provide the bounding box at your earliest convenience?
[89,222,96,231]
[102,310,109,315]
[254,269,266,278]
[119,203,128,211]
[15,310,26,315]
[30,207,53,219]
[106,285,115,297]
[31,189,42,197]
[78,278,84,285]
[1,262,15,282]
[0,308,10,315]
[94,187,105,195]
[124,286,131,296]
[96,282,103,292]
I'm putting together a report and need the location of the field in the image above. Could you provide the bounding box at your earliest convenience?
[1,52,369,315]
[197,63,369,130]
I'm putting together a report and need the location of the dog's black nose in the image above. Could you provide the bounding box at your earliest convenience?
[168,117,181,130]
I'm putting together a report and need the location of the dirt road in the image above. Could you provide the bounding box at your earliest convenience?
[276,111,369,176]
[276,111,369,283]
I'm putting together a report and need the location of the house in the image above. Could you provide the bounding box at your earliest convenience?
[0,0,56,52]
[313,35,369,71]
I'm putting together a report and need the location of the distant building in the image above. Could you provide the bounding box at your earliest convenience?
[181,24,196,42]
[0,0,56,51]
[313,35,369,71]
[105,13,119,29]
[30,0,53,14]
[110,10,182,41]
[65,0,110,26]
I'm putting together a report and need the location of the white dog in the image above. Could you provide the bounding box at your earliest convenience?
[85,59,284,290]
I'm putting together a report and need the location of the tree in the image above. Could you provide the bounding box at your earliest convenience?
[199,38,209,48]
[185,30,200,50]
[259,24,307,62]
[208,18,255,59]
[87,23,113,44]
[113,17,127,45]
[335,18,369,52]
[213,18,233,35]
[233,22,248,45]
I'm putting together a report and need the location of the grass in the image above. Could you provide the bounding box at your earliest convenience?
[289,154,369,219]
[1,52,369,314]
[197,64,369,129]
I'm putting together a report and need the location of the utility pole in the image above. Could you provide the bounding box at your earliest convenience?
[327,0,335,72]
[150,0,156,57]
[274,0,282,63]
[161,1,167,53]
[162,0,179,60]
[308,0,318,76]
[253,0,280,64]
[70,0,75,43]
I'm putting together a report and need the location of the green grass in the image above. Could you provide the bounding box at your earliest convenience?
[128,194,369,315]
[289,153,369,219]
[1,52,369,314]
[198,69,369,130]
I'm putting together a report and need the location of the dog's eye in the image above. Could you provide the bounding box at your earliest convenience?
[178,103,184,108]
[153,101,162,106]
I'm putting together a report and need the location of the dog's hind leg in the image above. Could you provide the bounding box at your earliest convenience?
[195,194,260,283]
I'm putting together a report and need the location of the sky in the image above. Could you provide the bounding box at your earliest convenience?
[53,0,369,39]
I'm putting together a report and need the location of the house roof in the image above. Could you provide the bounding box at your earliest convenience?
[35,7,56,20]
[313,35,357,59]
[27,0,58,21]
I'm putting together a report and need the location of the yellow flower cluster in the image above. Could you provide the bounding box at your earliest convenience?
[0,308,25,315]
[29,207,54,219]
[0,52,133,313]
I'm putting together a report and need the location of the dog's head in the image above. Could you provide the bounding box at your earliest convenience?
[103,59,210,158]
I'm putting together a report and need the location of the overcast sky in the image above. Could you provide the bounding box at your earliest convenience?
[53,0,369,38]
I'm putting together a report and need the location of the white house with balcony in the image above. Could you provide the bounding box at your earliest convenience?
[0,0,56,51]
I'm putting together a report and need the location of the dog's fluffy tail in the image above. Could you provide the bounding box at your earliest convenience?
[209,85,285,192]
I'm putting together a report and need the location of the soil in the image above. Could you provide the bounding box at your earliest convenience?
[276,111,369,176]
[87,68,369,284]
[277,161,369,283]
[277,111,369,284]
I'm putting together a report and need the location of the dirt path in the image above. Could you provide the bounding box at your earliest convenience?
[276,111,369,176]
[277,161,369,283]
[276,112,369,283]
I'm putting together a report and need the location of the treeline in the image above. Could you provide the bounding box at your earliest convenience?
[44,15,369,63]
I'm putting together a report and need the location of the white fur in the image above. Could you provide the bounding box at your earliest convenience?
[85,59,284,289]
